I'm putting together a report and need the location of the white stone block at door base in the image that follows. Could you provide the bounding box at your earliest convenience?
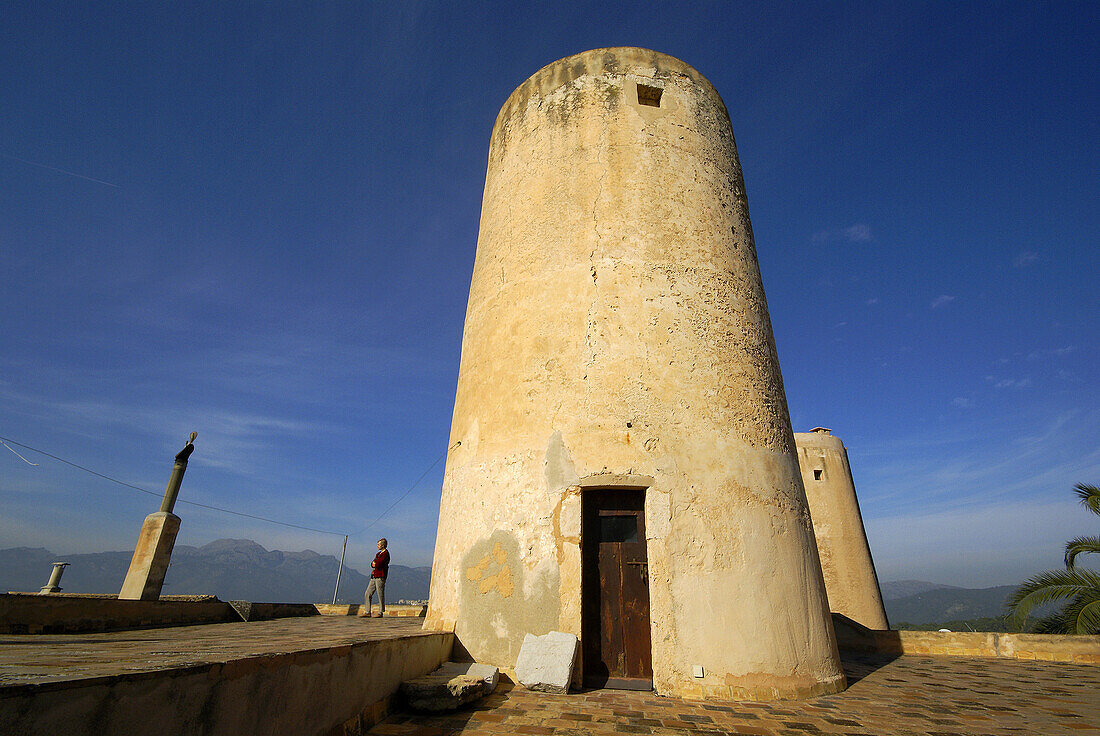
[515,631,578,694]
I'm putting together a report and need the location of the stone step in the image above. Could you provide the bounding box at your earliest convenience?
[400,661,499,711]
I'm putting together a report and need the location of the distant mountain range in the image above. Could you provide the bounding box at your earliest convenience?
[2,542,1036,627]
[879,579,1050,626]
[879,579,958,600]
[0,539,431,604]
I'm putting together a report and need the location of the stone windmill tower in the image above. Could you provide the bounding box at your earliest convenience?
[426,47,845,701]
[795,427,890,630]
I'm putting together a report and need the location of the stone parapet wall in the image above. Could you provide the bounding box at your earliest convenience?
[833,613,1100,664]
[1,594,425,634]
[0,592,237,634]
[324,695,394,736]
[315,603,427,617]
[0,624,453,736]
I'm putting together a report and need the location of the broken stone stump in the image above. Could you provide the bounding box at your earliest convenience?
[118,512,181,601]
[460,662,500,693]
[400,662,500,711]
[514,631,578,694]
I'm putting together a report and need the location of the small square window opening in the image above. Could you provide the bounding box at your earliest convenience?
[637,84,663,107]
[813,469,823,481]
[599,515,639,543]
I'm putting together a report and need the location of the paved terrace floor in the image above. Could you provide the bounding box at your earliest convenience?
[0,616,426,687]
[370,653,1100,736]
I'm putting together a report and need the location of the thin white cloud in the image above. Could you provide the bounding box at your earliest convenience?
[856,410,1099,516]
[842,223,873,242]
[989,377,1031,389]
[930,294,955,309]
[952,397,972,408]
[812,223,873,243]
[865,298,879,306]
[1013,251,1039,267]
[0,387,333,477]
[867,498,1092,587]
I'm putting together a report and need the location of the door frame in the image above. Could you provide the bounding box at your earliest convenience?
[579,475,654,691]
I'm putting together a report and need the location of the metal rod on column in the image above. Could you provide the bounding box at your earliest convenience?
[160,431,197,513]
[332,535,348,605]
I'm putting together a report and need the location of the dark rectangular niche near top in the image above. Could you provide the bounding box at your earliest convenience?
[637,84,663,107]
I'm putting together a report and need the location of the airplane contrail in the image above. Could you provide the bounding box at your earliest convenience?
[0,151,121,188]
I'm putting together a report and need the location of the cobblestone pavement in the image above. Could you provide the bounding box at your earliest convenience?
[369,653,1100,735]
[0,616,427,686]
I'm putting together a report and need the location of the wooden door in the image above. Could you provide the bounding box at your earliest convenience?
[582,489,652,690]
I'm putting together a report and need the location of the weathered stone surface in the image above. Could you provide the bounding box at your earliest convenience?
[228,601,319,622]
[514,631,577,693]
[397,661,499,710]
[459,662,500,693]
[365,654,1100,733]
[400,664,487,711]
[796,429,890,630]
[118,512,181,601]
[0,593,236,634]
[425,46,845,701]
[0,618,452,735]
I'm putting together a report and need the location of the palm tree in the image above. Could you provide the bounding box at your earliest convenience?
[1008,483,1100,635]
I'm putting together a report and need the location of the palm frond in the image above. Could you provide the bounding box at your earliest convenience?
[1065,535,1100,568]
[1032,609,1075,634]
[1074,483,1100,516]
[1074,597,1100,635]
[1007,568,1100,624]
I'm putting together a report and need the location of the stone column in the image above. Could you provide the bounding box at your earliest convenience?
[119,433,195,601]
[38,562,70,594]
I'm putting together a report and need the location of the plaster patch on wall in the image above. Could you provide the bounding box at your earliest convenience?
[490,612,509,639]
[456,530,561,667]
[466,541,515,597]
[646,489,672,539]
[551,485,583,566]
[545,430,580,493]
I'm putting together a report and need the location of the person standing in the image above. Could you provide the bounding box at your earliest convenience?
[361,538,389,618]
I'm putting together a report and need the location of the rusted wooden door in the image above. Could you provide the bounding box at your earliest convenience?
[582,489,652,690]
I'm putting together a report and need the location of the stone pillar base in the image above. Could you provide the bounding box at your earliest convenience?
[119,512,181,601]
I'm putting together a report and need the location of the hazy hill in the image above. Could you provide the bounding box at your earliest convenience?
[883,584,1027,625]
[0,539,431,604]
[879,579,957,600]
[2,548,1043,624]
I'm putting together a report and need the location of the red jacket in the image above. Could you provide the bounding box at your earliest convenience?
[371,549,389,579]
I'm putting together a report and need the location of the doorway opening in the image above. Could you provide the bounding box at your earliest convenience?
[581,487,653,690]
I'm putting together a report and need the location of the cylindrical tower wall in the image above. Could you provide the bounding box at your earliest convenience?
[427,48,844,700]
[794,430,889,630]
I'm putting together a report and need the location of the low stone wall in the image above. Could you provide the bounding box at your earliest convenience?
[0,629,454,736]
[228,601,319,622]
[2,595,426,634]
[832,613,1100,664]
[316,603,427,617]
[0,593,237,634]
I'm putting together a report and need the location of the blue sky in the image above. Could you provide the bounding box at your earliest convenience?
[1,2,1096,589]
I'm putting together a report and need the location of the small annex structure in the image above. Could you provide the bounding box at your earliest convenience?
[425,47,846,701]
